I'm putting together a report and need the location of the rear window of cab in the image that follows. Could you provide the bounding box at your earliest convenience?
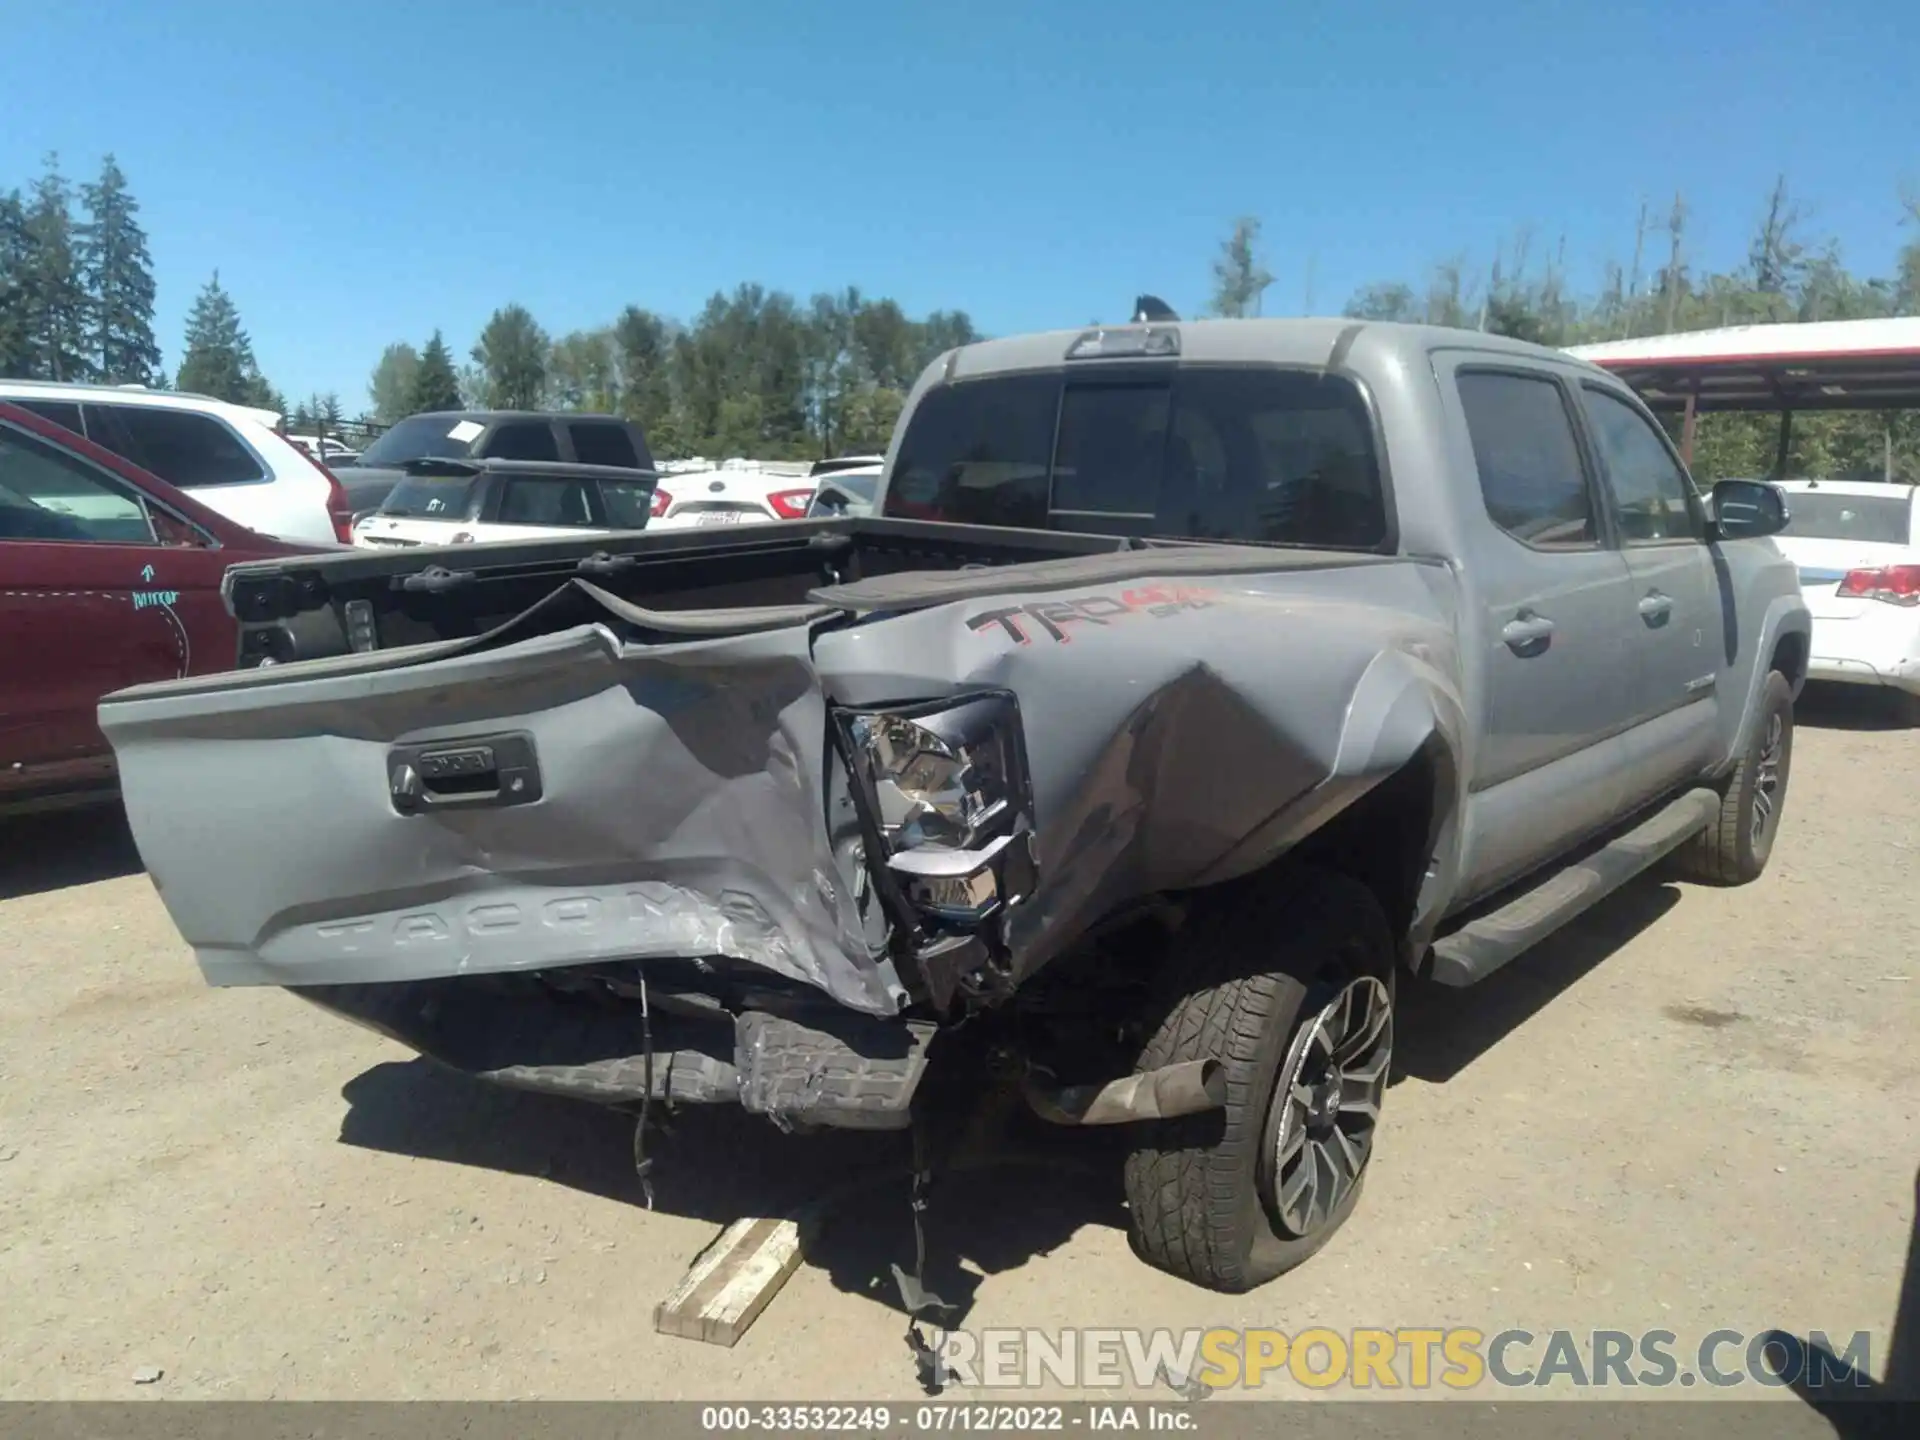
[882,366,1388,550]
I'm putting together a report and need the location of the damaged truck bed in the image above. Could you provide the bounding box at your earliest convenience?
[99,314,1810,1293]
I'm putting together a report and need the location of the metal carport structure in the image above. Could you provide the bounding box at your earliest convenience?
[1567,316,1920,474]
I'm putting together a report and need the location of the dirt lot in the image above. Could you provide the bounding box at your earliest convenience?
[1,691,1915,1405]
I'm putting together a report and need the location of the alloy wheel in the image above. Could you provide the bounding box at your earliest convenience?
[1265,974,1393,1238]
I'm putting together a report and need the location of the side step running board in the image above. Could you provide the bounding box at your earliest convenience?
[1429,786,1721,987]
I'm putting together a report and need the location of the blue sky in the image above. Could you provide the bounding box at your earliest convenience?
[3,0,1915,407]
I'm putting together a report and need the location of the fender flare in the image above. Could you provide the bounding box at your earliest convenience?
[1331,646,1471,948]
[1720,594,1812,780]
[1188,646,1468,951]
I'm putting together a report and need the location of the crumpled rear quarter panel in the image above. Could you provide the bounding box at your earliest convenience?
[100,557,1461,1014]
[813,560,1464,984]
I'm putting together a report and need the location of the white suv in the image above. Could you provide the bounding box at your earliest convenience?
[0,380,348,545]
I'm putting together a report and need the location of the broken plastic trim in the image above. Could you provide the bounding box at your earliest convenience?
[885,831,1039,925]
[1022,1058,1228,1126]
[829,695,1036,1006]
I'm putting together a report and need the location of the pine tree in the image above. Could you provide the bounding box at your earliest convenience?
[176,271,273,405]
[78,155,160,384]
[409,329,462,412]
[23,155,93,381]
[472,304,549,409]
[0,190,31,376]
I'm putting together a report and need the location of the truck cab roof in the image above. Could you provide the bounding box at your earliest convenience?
[935,317,1611,383]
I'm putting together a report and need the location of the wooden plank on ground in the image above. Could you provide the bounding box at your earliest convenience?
[653,1216,805,1347]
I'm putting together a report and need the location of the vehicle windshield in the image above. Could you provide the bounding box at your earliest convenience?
[358,416,481,467]
[881,366,1388,549]
[1779,489,1913,544]
[379,474,476,518]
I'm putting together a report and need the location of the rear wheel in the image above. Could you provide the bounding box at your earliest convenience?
[1671,670,1794,886]
[1123,869,1395,1292]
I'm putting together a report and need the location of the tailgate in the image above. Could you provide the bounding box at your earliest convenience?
[97,582,898,1014]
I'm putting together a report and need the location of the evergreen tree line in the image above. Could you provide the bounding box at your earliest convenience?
[1208,180,1920,482]
[366,288,980,460]
[8,153,1918,476]
[1,153,162,389]
[0,153,285,414]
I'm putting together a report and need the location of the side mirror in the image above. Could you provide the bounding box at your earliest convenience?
[1709,479,1789,541]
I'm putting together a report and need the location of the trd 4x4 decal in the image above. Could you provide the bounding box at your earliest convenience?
[966,584,1217,645]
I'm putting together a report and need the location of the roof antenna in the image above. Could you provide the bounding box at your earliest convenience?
[1132,294,1179,323]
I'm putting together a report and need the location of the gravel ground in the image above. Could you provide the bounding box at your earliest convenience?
[1,689,1914,1406]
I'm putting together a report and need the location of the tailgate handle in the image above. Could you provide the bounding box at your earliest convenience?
[393,564,476,594]
[388,732,543,815]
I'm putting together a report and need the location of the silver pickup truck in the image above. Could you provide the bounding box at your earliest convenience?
[99,316,1809,1296]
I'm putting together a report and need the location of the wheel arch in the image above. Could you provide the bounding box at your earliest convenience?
[1224,648,1468,973]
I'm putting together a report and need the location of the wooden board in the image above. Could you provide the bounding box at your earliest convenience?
[653,1216,805,1347]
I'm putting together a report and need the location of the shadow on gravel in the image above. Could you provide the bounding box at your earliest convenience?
[1764,1164,1920,1437]
[1393,877,1682,1085]
[338,1052,1126,1328]
[335,873,1695,1325]
[0,804,144,900]
[1795,682,1917,733]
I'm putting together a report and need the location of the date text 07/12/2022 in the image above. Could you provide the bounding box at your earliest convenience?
[699,1405,1193,1432]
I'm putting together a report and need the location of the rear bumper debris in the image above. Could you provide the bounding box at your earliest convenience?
[297,976,935,1129]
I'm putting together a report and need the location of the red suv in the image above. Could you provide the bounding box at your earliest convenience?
[0,401,320,816]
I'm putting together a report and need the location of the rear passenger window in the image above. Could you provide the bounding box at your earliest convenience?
[1457,372,1597,549]
[483,422,560,462]
[568,421,639,468]
[597,477,655,529]
[103,406,267,487]
[498,476,594,526]
[15,400,84,435]
[1580,386,1700,543]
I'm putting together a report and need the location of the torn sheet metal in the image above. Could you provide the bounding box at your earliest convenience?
[810,557,1466,989]
[101,553,1465,1016]
[100,585,905,1016]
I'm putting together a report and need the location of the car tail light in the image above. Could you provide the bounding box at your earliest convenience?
[651,489,673,519]
[767,487,817,520]
[287,440,354,543]
[1836,565,1920,606]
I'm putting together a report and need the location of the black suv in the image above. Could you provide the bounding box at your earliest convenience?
[340,411,657,514]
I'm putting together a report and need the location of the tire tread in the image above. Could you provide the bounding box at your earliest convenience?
[1124,869,1390,1292]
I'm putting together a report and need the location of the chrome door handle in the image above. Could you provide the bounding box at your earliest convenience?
[1638,591,1674,626]
[1501,611,1556,656]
